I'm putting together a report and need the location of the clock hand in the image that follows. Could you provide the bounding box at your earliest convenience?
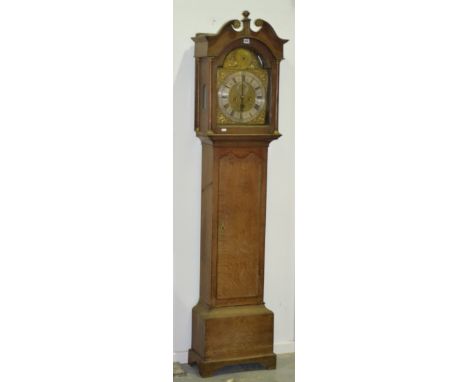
[240,73,245,112]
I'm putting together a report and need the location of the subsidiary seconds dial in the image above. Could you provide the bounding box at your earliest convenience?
[218,71,266,123]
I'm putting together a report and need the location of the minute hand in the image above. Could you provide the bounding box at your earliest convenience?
[240,73,245,112]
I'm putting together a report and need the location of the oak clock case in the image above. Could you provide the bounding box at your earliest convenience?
[189,11,287,378]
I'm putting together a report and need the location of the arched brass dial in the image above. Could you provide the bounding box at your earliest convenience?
[217,71,266,123]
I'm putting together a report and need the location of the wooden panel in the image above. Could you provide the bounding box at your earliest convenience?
[216,152,263,300]
[189,304,276,376]
[205,312,273,359]
[199,144,214,305]
[196,57,213,135]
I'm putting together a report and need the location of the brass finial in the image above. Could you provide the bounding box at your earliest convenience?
[240,10,251,32]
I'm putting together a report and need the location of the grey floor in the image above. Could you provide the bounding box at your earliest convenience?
[174,353,294,382]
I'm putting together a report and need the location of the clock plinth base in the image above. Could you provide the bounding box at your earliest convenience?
[188,349,276,378]
[189,303,276,378]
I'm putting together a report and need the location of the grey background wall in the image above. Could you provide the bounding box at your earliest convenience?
[173,0,295,362]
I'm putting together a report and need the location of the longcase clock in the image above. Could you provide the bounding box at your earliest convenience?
[188,11,288,378]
